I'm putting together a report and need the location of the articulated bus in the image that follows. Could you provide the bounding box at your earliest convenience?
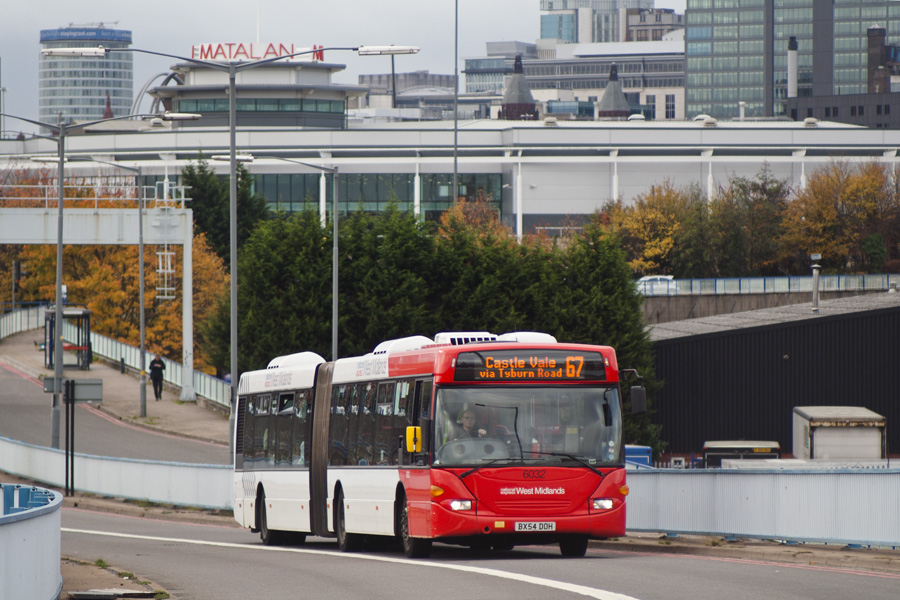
[233,331,646,558]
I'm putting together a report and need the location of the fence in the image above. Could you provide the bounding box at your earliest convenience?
[61,320,231,408]
[637,273,900,296]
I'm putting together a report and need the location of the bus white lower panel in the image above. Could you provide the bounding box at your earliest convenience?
[238,469,312,533]
[328,468,401,536]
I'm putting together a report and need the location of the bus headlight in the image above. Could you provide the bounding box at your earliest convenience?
[449,499,472,511]
[592,498,614,510]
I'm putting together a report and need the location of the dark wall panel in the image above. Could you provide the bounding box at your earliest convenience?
[652,307,899,456]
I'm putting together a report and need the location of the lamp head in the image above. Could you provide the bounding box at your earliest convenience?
[356,45,420,56]
[42,46,107,58]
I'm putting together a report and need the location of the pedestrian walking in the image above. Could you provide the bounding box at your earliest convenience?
[149,354,165,401]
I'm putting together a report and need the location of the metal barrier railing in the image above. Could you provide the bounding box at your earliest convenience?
[637,273,900,296]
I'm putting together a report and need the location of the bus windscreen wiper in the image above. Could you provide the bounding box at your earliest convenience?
[523,450,605,478]
[460,457,526,479]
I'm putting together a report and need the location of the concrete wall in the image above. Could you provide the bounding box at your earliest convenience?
[643,290,876,324]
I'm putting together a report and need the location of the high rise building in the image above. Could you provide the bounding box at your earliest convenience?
[39,25,133,125]
[540,0,654,44]
[685,0,900,120]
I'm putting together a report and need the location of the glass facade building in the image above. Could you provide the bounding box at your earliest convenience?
[686,0,900,120]
[39,27,133,126]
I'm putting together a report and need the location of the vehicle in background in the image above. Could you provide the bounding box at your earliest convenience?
[636,275,674,296]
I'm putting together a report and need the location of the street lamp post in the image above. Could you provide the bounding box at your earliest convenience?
[231,155,340,361]
[84,159,148,417]
[1,109,197,447]
[66,44,416,420]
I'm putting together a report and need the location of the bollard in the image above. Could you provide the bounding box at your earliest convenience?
[120,357,125,374]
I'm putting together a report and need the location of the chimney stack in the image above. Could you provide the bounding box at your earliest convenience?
[787,36,798,99]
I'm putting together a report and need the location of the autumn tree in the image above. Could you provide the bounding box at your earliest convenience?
[710,165,791,276]
[15,233,226,373]
[605,180,699,277]
[779,161,889,273]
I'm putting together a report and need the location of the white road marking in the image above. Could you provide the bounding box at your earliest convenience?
[63,527,640,600]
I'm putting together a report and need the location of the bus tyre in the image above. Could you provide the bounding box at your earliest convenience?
[559,535,589,557]
[258,491,284,546]
[335,490,363,552]
[400,503,432,559]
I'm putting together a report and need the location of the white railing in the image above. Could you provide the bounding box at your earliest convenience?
[637,273,900,296]
[2,431,898,547]
[626,469,900,548]
[63,320,231,408]
[0,305,46,341]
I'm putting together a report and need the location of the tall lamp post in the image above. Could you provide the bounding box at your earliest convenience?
[250,155,339,359]
[83,159,149,417]
[53,43,416,443]
[63,44,417,420]
[0,109,197,448]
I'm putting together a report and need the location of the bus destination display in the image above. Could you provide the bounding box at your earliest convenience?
[454,350,607,382]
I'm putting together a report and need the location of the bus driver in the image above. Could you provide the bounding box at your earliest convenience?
[453,409,487,439]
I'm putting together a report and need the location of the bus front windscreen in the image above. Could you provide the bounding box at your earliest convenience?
[433,386,623,467]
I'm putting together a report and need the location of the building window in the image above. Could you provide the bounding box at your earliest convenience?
[825,107,831,118]
[877,104,883,115]
[665,94,675,119]
[646,94,656,120]
[807,108,813,118]
[834,107,839,117]
[851,106,857,116]
[859,106,864,116]
[886,104,891,115]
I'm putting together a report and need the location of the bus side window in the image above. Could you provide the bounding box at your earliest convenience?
[293,390,309,466]
[375,382,395,465]
[415,379,434,453]
[356,383,377,465]
[276,393,294,466]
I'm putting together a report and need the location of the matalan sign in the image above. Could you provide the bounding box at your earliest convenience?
[191,43,325,62]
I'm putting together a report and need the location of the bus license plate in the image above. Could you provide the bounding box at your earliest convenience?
[515,521,556,532]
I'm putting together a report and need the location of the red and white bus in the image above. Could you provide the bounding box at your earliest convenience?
[233,331,646,558]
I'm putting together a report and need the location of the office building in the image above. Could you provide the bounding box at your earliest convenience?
[540,0,654,44]
[39,25,134,125]
[465,40,684,120]
[685,0,900,120]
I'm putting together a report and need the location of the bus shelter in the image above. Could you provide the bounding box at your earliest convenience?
[44,306,92,370]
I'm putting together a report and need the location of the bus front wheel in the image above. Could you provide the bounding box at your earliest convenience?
[399,499,432,559]
[334,490,363,552]
[559,535,588,557]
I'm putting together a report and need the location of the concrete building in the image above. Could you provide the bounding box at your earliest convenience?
[625,7,684,42]
[685,0,900,120]
[1,114,893,237]
[39,25,134,126]
[784,26,900,129]
[465,39,684,120]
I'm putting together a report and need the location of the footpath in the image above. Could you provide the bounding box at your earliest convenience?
[1,328,899,598]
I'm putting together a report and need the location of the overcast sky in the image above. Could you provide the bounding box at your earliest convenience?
[0,0,685,130]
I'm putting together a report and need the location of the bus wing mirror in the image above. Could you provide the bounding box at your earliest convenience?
[630,386,647,414]
[406,426,422,453]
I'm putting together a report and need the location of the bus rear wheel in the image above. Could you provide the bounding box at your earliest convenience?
[334,490,363,552]
[258,490,285,546]
[559,535,589,557]
[399,499,432,559]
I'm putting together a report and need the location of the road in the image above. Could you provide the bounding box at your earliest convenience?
[61,508,900,600]
[0,361,230,465]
